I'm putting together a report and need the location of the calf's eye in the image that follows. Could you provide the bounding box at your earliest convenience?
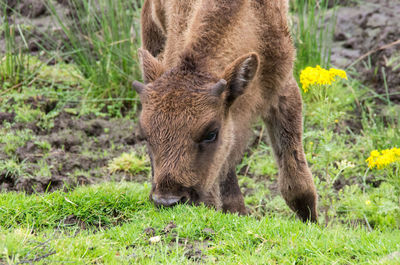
[202,130,218,143]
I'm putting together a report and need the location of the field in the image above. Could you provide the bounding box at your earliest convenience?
[1,0,400,264]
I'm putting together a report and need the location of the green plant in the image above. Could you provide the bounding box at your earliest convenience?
[365,148,400,207]
[0,159,28,179]
[34,140,52,152]
[34,159,54,178]
[0,11,33,89]
[386,52,400,71]
[47,0,142,102]
[292,0,336,78]
[337,183,400,229]
[15,105,44,124]
[0,129,34,156]
[238,141,278,177]
[108,151,150,176]
[13,104,57,130]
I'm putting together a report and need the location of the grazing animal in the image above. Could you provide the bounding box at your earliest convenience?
[133,0,318,222]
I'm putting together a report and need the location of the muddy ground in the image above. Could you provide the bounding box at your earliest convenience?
[331,0,400,102]
[0,96,146,193]
[1,0,399,194]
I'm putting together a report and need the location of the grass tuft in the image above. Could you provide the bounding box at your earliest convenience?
[108,151,151,176]
[46,0,142,101]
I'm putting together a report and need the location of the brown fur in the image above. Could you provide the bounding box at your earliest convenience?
[135,0,318,222]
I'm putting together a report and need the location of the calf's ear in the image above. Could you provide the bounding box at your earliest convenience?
[138,48,165,84]
[217,53,259,106]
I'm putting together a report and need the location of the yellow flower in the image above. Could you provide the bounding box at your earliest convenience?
[328,68,348,80]
[365,200,371,206]
[366,147,400,169]
[299,65,348,92]
[334,119,339,123]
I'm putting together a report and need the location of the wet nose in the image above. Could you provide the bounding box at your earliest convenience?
[152,194,186,207]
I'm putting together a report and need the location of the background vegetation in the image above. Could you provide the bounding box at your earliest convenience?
[1,0,399,263]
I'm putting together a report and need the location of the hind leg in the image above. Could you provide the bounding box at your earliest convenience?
[263,77,318,222]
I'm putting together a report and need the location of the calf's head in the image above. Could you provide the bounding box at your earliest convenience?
[133,49,259,209]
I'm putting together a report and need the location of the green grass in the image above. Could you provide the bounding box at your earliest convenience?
[0,159,29,179]
[1,182,400,264]
[108,151,150,176]
[0,128,34,156]
[47,0,142,100]
[0,18,35,89]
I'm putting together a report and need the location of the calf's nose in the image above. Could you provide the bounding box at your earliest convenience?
[152,194,183,207]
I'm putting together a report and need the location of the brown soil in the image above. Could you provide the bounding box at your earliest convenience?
[1,0,69,58]
[0,97,146,193]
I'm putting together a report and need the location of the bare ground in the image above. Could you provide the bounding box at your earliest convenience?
[331,0,400,103]
[0,96,145,193]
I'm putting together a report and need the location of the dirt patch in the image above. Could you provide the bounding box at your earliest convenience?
[0,112,15,124]
[141,222,211,262]
[182,239,209,262]
[63,214,88,230]
[0,97,145,193]
[1,0,69,57]
[331,0,400,103]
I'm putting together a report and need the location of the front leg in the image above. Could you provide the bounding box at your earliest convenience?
[263,77,318,222]
[220,169,247,215]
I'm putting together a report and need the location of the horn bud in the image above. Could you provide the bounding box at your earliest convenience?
[132,80,146,94]
[211,79,227,96]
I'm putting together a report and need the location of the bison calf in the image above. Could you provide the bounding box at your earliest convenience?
[133,0,318,222]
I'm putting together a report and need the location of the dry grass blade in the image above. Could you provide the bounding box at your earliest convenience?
[346,39,400,69]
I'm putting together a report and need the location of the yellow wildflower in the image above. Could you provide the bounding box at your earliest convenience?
[299,65,348,92]
[366,147,400,169]
[328,68,348,80]
[365,200,371,206]
[334,119,339,123]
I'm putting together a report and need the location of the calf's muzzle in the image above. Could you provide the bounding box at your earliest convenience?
[150,185,196,207]
[151,193,188,207]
